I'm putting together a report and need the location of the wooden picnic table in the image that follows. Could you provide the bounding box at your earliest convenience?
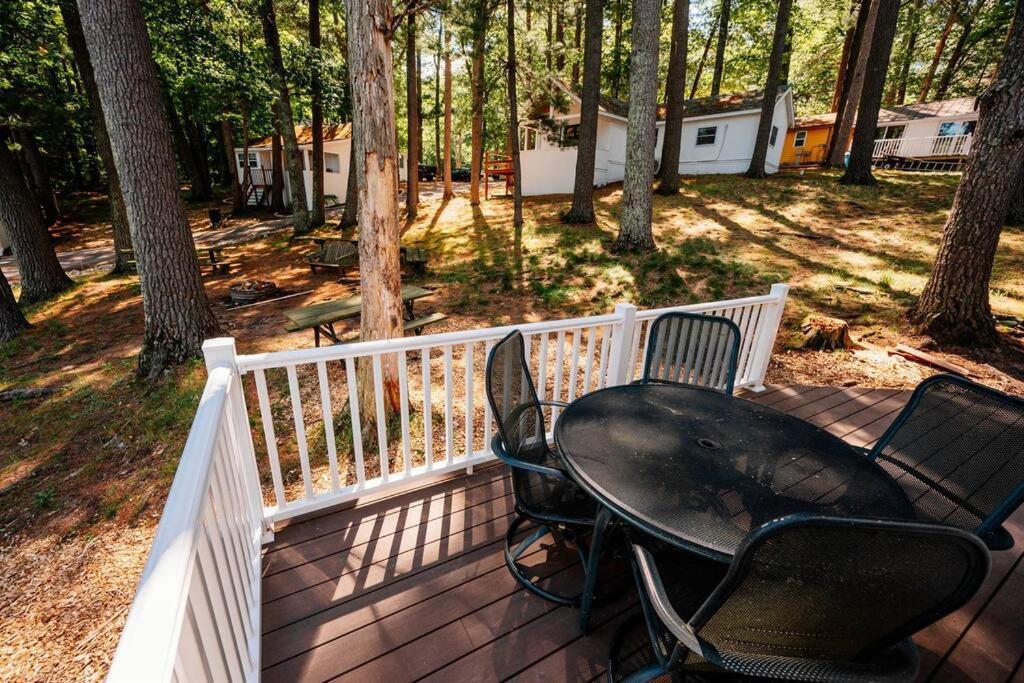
[116,245,232,274]
[283,284,444,346]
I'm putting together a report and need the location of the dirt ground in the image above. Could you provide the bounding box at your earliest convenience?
[2,171,1023,680]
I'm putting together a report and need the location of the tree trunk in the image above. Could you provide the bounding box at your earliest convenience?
[345,0,404,416]
[831,0,858,111]
[613,0,660,253]
[890,0,922,105]
[935,7,975,100]
[0,267,29,342]
[164,95,206,200]
[1008,163,1024,226]
[572,0,583,85]
[919,0,960,102]
[563,0,603,223]
[546,5,553,69]
[710,0,730,97]
[59,0,133,272]
[183,101,212,198]
[841,0,900,185]
[911,0,1024,344]
[76,0,221,378]
[310,0,326,228]
[340,128,359,228]
[15,130,61,226]
[221,121,246,214]
[442,26,455,199]
[655,0,689,195]
[434,26,442,181]
[0,134,74,305]
[827,0,876,167]
[746,0,793,179]
[508,0,524,232]
[270,117,285,212]
[406,15,420,219]
[261,0,311,235]
[611,0,624,97]
[555,4,566,72]
[689,13,717,98]
[469,5,487,206]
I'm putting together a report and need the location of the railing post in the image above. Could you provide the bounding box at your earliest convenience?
[607,303,638,386]
[203,338,274,543]
[746,284,789,392]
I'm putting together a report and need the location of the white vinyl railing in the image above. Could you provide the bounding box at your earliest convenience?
[872,134,972,159]
[108,284,788,682]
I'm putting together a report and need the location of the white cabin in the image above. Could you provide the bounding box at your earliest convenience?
[518,81,795,197]
[872,97,979,159]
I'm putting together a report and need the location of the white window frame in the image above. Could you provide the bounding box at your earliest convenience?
[237,152,257,168]
[769,125,779,147]
[696,126,717,146]
[793,130,807,148]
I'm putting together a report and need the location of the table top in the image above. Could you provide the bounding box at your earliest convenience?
[554,383,914,560]
[283,284,432,329]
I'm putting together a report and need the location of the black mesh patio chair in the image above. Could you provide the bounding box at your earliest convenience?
[610,514,990,683]
[486,330,600,605]
[640,312,742,394]
[864,374,1024,551]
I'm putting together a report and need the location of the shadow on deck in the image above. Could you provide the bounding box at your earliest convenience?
[259,384,1024,682]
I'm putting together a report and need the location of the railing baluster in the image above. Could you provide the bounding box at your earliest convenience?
[464,342,474,461]
[444,345,454,465]
[398,351,411,476]
[371,354,389,482]
[344,358,365,487]
[185,571,233,682]
[285,365,314,499]
[598,324,612,388]
[174,606,210,682]
[627,318,643,381]
[253,369,286,510]
[552,331,565,421]
[737,304,761,383]
[567,329,582,402]
[538,332,549,404]
[316,361,341,491]
[195,519,246,682]
[422,348,434,469]
[582,327,596,394]
[484,339,495,455]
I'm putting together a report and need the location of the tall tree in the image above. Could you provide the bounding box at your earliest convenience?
[562,0,603,223]
[442,24,455,199]
[555,4,566,72]
[689,12,717,99]
[911,0,1024,344]
[77,0,221,378]
[220,121,245,214]
[935,0,984,99]
[270,119,286,212]
[0,134,74,305]
[59,0,133,272]
[827,0,876,167]
[0,267,28,342]
[831,0,859,111]
[572,0,582,85]
[710,0,730,96]
[407,15,420,218]
[469,0,487,206]
[507,0,523,229]
[1009,164,1024,225]
[309,0,326,228]
[613,0,660,252]
[655,0,689,195]
[746,0,793,179]
[841,0,900,185]
[346,0,404,414]
[433,21,442,181]
[340,129,359,229]
[260,0,311,235]
[920,0,961,102]
[887,0,922,104]
[14,130,61,226]
[610,0,625,97]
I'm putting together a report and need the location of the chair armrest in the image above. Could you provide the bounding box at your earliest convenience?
[538,400,570,409]
[490,434,569,481]
[632,544,703,654]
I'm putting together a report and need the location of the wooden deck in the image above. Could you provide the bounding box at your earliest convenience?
[259,384,1024,682]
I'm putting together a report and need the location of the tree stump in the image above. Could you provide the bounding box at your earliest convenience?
[800,315,860,350]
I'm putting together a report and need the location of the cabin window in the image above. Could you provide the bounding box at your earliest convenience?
[793,130,807,148]
[875,125,905,140]
[937,120,975,137]
[519,127,538,151]
[324,152,341,173]
[769,125,779,147]
[237,152,257,168]
[696,126,717,146]
[560,123,580,148]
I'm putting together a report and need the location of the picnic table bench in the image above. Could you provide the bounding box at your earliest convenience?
[116,246,233,274]
[297,237,430,277]
[282,284,446,346]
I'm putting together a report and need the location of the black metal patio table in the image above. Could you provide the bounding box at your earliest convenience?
[553,383,916,631]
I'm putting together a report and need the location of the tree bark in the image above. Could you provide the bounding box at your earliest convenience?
[572,0,583,86]
[910,0,1024,345]
[434,25,442,180]
[340,130,360,228]
[890,0,922,104]
[827,0,876,167]
[919,0,960,102]
[221,121,246,214]
[15,130,61,226]
[710,0,730,97]
[0,267,28,342]
[406,14,420,219]
[183,101,212,198]
[613,0,660,253]
[76,0,221,378]
[935,4,976,100]
[746,0,793,179]
[563,0,603,223]
[689,13,717,99]
[270,116,286,212]
[1008,163,1024,226]
[0,134,74,305]
[261,0,311,235]
[611,0,624,97]
[831,0,858,112]
[345,0,404,416]
[310,0,326,227]
[841,0,900,185]
[164,94,208,200]
[508,0,524,230]
[469,3,487,206]
[442,26,455,199]
[555,4,566,72]
[655,0,689,194]
[59,0,133,272]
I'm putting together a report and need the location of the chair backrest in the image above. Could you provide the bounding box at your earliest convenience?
[869,374,1024,543]
[690,515,989,668]
[485,330,548,466]
[641,312,741,393]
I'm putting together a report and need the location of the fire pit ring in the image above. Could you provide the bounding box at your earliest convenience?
[229,279,279,305]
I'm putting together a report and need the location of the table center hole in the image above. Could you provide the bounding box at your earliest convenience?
[696,437,722,451]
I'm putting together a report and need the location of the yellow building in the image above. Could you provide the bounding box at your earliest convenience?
[781,113,839,166]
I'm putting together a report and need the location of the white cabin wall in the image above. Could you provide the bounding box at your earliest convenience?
[235,138,353,210]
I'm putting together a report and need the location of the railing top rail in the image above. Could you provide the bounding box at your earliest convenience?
[635,291,783,320]
[106,367,232,681]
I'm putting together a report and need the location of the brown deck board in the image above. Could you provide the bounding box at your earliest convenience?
[261,383,1024,682]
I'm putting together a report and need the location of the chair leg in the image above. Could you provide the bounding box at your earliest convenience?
[607,612,671,683]
[504,512,585,607]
